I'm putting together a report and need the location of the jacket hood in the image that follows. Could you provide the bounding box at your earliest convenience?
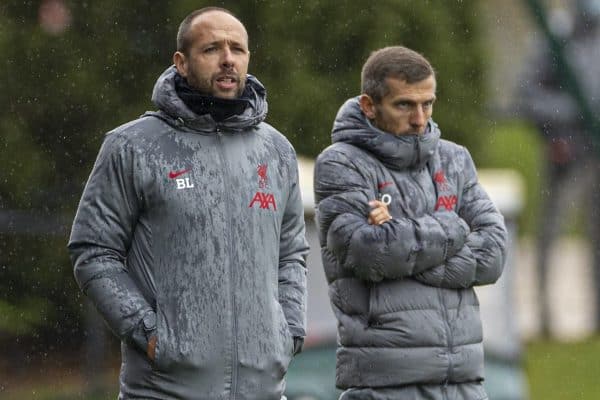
[151,65,268,132]
[331,96,440,170]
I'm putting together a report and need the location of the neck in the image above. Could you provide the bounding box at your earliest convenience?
[174,74,249,121]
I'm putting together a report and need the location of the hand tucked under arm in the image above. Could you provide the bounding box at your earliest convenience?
[367,200,393,225]
[326,209,469,282]
[417,146,508,289]
[413,245,477,289]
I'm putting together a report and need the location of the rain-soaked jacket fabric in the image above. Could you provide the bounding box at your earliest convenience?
[68,66,309,400]
[314,97,507,399]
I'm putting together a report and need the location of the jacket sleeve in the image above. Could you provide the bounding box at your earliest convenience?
[67,132,155,352]
[414,147,507,288]
[315,150,470,282]
[278,153,309,338]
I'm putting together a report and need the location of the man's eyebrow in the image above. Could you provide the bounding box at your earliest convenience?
[204,39,247,48]
[393,99,416,105]
[229,40,248,48]
[393,96,436,104]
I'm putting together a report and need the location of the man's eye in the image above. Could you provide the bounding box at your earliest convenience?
[204,47,217,53]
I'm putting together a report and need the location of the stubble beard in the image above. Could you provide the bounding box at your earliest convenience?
[187,69,246,99]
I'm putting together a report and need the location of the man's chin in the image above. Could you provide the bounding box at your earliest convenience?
[213,93,237,100]
[212,87,244,100]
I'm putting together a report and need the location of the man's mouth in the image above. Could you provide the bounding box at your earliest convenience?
[215,76,238,90]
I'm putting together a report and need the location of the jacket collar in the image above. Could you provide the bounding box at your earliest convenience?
[331,96,440,170]
[150,65,268,133]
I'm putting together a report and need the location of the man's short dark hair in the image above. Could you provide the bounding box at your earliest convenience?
[176,7,241,55]
[361,46,435,103]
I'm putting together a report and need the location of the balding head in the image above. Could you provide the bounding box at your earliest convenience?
[176,7,248,55]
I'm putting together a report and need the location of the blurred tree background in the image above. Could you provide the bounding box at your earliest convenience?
[2,0,532,397]
[0,0,489,353]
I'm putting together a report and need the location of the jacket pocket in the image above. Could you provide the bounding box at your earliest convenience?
[151,303,167,371]
[275,300,294,372]
[152,337,162,370]
[281,309,294,357]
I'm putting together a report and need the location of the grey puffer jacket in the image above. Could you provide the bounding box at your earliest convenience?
[68,66,308,400]
[314,97,507,399]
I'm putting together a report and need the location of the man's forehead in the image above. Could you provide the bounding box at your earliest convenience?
[385,75,436,86]
[191,11,248,42]
[384,75,436,95]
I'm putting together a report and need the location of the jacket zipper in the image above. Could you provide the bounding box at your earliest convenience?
[216,127,239,399]
[366,281,375,326]
[409,137,434,211]
[414,136,421,166]
[438,287,453,398]
[428,135,451,399]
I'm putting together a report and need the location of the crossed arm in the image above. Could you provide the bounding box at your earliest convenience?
[315,148,507,288]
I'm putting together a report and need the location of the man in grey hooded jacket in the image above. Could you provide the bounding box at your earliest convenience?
[68,7,308,400]
[314,46,507,399]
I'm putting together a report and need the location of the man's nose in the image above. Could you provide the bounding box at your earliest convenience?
[221,47,234,67]
[410,106,427,128]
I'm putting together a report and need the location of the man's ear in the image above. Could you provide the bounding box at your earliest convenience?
[359,94,376,119]
[173,51,187,77]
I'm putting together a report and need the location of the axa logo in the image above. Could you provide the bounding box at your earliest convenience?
[249,163,276,210]
[248,192,277,210]
[433,170,456,209]
[168,168,194,190]
[435,195,457,211]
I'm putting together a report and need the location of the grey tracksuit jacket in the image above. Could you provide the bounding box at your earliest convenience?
[314,98,507,400]
[68,66,309,400]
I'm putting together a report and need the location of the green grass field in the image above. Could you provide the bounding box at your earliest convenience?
[525,336,600,399]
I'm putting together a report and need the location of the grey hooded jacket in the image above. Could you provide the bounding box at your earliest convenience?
[314,98,507,399]
[68,66,309,400]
